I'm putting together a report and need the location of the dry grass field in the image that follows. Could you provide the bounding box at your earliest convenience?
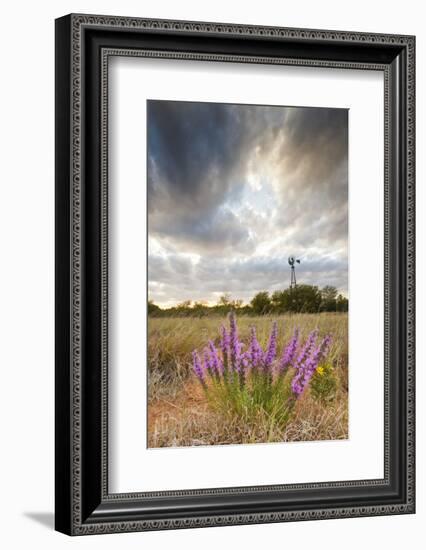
[148,313,348,448]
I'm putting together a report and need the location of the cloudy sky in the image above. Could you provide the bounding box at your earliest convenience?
[147,100,348,307]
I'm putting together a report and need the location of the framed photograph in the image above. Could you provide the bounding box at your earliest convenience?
[55,14,415,535]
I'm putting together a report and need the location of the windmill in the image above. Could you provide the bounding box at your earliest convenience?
[288,256,301,289]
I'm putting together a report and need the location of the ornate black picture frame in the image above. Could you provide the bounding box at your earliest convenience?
[55,13,415,535]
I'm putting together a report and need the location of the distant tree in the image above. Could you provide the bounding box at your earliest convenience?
[250,291,272,315]
[177,300,191,309]
[271,285,321,313]
[336,294,349,312]
[148,300,161,316]
[291,284,322,313]
[218,293,232,307]
[239,304,252,315]
[320,286,338,312]
[216,294,244,314]
[171,300,191,316]
[192,301,209,317]
[271,290,287,312]
[147,285,348,318]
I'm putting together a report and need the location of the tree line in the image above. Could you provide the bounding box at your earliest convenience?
[148,285,348,317]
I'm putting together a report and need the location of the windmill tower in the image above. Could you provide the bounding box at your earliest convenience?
[288,256,301,289]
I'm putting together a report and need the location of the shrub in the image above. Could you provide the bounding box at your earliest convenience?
[192,312,332,429]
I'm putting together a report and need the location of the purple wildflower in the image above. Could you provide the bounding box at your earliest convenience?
[279,328,299,372]
[291,334,332,396]
[238,351,251,370]
[203,348,213,374]
[191,313,333,402]
[306,334,332,374]
[220,324,231,378]
[306,334,332,376]
[249,326,263,368]
[263,321,278,369]
[229,311,239,370]
[236,345,249,389]
[321,334,332,355]
[299,351,320,388]
[220,325,230,357]
[295,329,318,371]
[316,334,332,364]
[291,376,304,396]
[234,341,246,371]
[208,340,223,374]
[192,350,206,387]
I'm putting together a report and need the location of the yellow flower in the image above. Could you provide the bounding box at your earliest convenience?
[316,366,325,376]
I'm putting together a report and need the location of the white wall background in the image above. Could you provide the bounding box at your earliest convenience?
[0,0,423,548]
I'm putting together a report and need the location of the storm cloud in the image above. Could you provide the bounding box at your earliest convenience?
[147,100,348,306]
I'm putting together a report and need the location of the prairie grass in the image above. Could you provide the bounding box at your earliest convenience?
[148,313,348,447]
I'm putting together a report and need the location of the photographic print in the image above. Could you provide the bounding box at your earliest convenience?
[147,99,348,448]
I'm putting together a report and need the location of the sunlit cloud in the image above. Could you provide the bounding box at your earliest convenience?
[147,100,348,306]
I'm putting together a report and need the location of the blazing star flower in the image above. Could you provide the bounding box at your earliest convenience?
[291,376,304,396]
[291,334,333,396]
[192,350,206,387]
[263,321,278,369]
[307,335,332,373]
[319,334,332,358]
[295,329,318,371]
[279,327,299,372]
[220,325,230,357]
[191,314,333,403]
[249,326,263,368]
[203,348,212,373]
[229,311,239,370]
[208,340,223,374]
[238,351,251,369]
[234,341,246,372]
